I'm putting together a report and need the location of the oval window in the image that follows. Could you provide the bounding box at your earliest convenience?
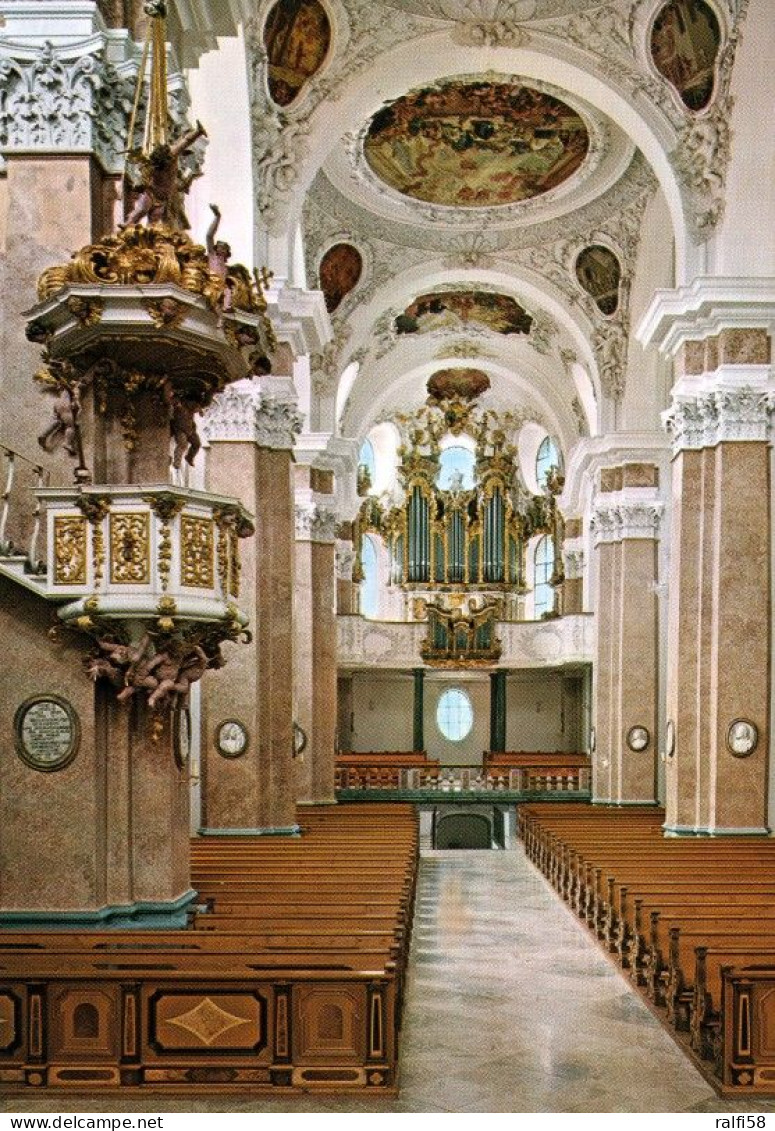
[436,688,474,742]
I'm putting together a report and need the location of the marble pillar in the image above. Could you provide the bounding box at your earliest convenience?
[489,670,507,753]
[201,377,302,833]
[413,668,425,752]
[562,517,585,614]
[335,535,357,615]
[294,470,338,806]
[591,464,662,805]
[661,335,772,833]
[337,674,354,754]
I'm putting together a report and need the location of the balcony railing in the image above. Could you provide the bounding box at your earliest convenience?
[335,763,591,802]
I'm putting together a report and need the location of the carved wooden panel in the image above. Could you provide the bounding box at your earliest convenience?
[49,988,118,1061]
[150,992,265,1054]
[295,986,363,1062]
[0,991,20,1055]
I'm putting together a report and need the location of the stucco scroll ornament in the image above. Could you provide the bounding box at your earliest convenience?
[591,321,627,402]
[443,0,536,45]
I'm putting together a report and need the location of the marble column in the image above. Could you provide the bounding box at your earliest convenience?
[201,377,302,833]
[294,472,338,806]
[337,674,354,753]
[562,518,585,614]
[639,286,775,834]
[413,668,425,752]
[335,535,357,614]
[661,338,772,834]
[591,464,662,805]
[489,669,507,753]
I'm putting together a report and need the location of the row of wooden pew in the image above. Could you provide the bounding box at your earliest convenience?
[0,803,418,1094]
[519,802,775,1097]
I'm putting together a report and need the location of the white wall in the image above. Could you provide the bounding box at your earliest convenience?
[350,669,583,761]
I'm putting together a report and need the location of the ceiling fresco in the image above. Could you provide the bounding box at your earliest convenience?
[363,81,590,209]
[575,245,622,316]
[650,0,721,112]
[427,368,491,402]
[319,243,363,313]
[395,291,534,336]
[263,0,331,107]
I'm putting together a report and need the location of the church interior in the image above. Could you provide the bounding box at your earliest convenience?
[1,0,775,1114]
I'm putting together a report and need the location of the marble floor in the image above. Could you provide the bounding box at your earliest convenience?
[8,847,775,1114]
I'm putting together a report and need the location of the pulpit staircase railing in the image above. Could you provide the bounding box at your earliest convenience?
[0,445,48,584]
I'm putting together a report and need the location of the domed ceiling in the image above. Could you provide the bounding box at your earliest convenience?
[363,80,590,208]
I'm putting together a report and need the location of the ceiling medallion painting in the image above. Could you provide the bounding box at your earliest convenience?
[363,81,590,209]
[427,369,491,402]
[263,0,331,107]
[318,243,363,313]
[395,291,533,336]
[575,245,622,316]
[650,0,721,112]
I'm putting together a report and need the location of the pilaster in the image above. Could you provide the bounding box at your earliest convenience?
[639,282,775,834]
[201,377,302,833]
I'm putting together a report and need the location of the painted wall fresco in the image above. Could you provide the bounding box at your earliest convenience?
[364,81,590,208]
[396,291,533,336]
[427,368,491,402]
[263,0,331,107]
[575,245,622,316]
[650,0,721,112]
[318,243,363,312]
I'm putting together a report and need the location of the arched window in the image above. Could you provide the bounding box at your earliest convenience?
[437,445,476,491]
[360,534,379,619]
[358,439,376,494]
[536,436,560,491]
[534,535,555,618]
[436,687,474,742]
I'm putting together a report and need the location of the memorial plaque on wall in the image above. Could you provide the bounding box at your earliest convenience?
[14,695,80,771]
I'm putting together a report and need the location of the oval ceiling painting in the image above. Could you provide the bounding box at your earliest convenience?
[650,0,721,112]
[264,0,331,108]
[575,245,622,316]
[427,368,491,403]
[319,243,363,313]
[364,81,590,208]
[395,291,533,336]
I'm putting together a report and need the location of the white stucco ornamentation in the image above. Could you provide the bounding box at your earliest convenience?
[0,31,194,174]
[295,501,338,543]
[335,539,356,580]
[663,388,774,453]
[563,546,585,580]
[202,380,303,450]
[591,497,663,543]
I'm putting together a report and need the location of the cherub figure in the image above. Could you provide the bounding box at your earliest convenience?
[38,386,80,457]
[147,643,208,710]
[163,381,201,469]
[123,121,207,230]
[206,204,234,315]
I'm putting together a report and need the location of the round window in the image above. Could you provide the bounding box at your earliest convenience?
[436,687,474,742]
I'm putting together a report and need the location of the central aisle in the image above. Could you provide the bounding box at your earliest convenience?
[396,848,719,1112]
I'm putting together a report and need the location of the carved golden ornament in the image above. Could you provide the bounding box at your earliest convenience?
[109,512,151,584]
[36,226,274,326]
[144,297,187,329]
[215,520,229,595]
[147,493,185,522]
[158,522,173,592]
[65,295,104,327]
[75,494,110,524]
[54,516,88,586]
[157,595,178,614]
[92,522,105,587]
[229,529,241,598]
[180,515,214,588]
